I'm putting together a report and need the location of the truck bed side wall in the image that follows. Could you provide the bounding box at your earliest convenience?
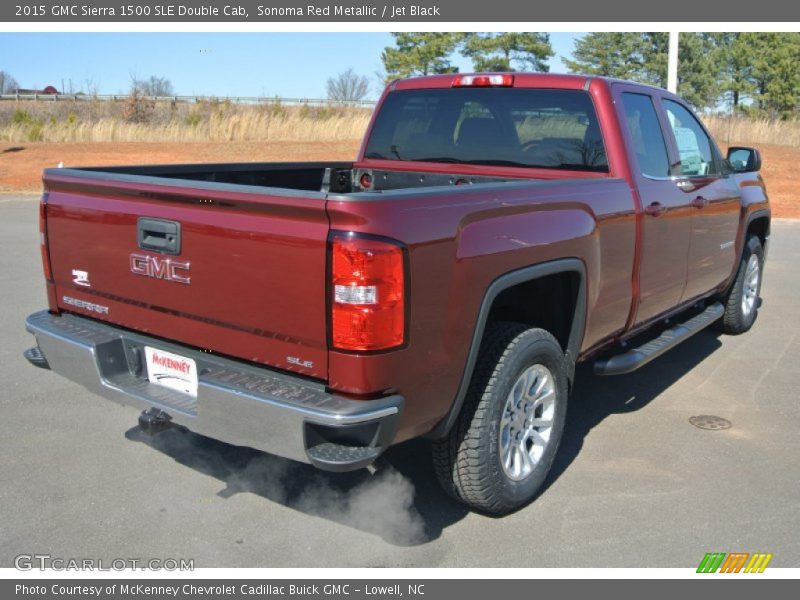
[327,178,637,441]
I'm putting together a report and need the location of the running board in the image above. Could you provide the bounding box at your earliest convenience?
[594,303,724,376]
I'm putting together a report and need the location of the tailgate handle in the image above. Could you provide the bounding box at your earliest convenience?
[137,218,181,255]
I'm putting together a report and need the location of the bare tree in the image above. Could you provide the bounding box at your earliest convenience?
[82,77,99,96]
[374,68,388,92]
[326,69,370,102]
[0,70,19,94]
[131,75,175,97]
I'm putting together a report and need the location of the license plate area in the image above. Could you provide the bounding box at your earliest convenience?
[144,346,198,398]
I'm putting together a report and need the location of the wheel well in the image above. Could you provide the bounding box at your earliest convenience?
[486,271,580,354]
[747,215,770,246]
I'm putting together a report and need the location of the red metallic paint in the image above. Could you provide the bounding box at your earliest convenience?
[326,176,638,440]
[44,177,331,379]
[38,74,769,445]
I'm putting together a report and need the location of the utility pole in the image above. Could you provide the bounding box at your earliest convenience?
[667,32,679,93]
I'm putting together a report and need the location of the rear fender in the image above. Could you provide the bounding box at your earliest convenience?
[428,258,587,439]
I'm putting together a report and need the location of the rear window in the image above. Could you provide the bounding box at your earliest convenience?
[364,88,608,172]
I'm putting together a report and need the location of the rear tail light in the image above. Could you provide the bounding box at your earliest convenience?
[453,74,514,87]
[330,233,405,351]
[39,194,53,282]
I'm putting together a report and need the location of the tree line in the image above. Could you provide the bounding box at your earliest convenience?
[0,71,175,97]
[380,32,800,118]
[5,33,798,117]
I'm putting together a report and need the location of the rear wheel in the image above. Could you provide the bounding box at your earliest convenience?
[432,323,568,515]
[716,236,764,335]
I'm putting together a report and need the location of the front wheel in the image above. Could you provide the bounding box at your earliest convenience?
[432,323,568,515]
[716,236,764,335]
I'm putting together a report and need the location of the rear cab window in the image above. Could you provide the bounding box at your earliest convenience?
[620,92,671,178]
[364,88,609,172]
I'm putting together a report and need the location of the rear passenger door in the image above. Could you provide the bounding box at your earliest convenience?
[617,89,694,325]
[659,99,742,301]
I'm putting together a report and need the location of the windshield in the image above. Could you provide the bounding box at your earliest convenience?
[364,88,608,172]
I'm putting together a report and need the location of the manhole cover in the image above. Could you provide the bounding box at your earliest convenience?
[689,415,732,430]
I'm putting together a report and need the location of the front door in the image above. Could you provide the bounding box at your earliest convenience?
[659,99,742,301]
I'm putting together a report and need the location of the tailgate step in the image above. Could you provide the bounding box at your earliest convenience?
[594,302,724,376]
[23,346,50,369]
[306,442,384,472]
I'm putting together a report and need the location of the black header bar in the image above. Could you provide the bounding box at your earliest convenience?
[4,0,800,22]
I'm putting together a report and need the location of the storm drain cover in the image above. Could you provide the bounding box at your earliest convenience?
[689,415,732,430]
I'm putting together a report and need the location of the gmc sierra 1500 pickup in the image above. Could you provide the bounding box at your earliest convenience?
[24,73,769,514]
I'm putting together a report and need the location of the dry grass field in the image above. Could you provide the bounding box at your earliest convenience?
[0,100,371,143]
[0,100,797,217]
[705,115,800,148]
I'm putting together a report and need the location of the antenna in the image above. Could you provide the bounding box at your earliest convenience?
[727,90,734,148]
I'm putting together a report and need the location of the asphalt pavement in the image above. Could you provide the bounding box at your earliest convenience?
[1,195,798,568]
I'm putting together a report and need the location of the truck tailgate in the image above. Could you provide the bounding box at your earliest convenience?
[43,173,330,379]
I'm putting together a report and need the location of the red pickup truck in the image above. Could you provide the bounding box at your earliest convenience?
[25,73,769,514]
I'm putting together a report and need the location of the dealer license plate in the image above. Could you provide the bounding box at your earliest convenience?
[144,346,198,397]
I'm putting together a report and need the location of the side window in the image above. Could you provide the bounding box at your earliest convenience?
[663,100,718,177]
[621,93,670,178]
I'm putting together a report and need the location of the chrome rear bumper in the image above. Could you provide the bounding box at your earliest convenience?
[25,310,401,471]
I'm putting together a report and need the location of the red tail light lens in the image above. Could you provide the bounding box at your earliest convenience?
[359,172,373,189]
[39,194,53,282]
[331,233,405,351]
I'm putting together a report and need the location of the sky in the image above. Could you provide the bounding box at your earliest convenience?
[0,32,581,99]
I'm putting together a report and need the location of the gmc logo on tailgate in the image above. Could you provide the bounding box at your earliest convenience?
[130,253,191,285]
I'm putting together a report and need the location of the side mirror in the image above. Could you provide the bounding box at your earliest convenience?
[727,146,762,173]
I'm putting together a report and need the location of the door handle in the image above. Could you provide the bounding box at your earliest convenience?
[644,202,665,217]
[691,196,709,209]
[137,217,181,255]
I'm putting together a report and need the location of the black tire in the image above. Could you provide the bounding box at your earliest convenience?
[432,323,568,515]
[715,236,764,335]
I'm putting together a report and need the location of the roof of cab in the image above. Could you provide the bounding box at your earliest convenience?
[391,72,593,91]
[389,72,669,95]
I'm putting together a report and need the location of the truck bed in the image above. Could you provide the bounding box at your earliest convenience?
[42,160,632,398]
[62,161,520,195]
[88,161,352,192]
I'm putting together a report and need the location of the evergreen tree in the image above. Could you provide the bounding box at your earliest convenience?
[462,33,553,72]
[747,33,800,118]
[706,33,755,111]
[382,33,462,81]
[563,33,645,81]
[566,32,735,111]
[676,33,720,110]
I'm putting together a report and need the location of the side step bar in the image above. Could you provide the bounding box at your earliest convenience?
[594,302,724,376]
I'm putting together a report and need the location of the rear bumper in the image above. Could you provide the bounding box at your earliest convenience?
[24,310,402,471]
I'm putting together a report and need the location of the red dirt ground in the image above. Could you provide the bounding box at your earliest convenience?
[0,140,362,193]
[749,144,799,219]
[1,141,797,218]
